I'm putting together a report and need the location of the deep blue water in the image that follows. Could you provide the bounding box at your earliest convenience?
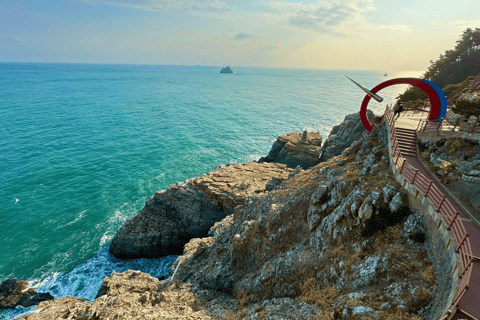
[0,63,420,318]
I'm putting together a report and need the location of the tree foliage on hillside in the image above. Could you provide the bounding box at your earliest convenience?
[424,28,480,87]
[397,28,480,103]
[452,98,480,118]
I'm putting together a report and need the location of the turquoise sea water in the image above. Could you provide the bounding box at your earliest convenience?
[0,63,420,318]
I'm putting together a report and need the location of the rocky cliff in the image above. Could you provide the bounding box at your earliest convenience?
[319,110,375,162]
[109,162,294,259]
[258,131,322,169]
[18,114,442,320]
[0,279,53,309]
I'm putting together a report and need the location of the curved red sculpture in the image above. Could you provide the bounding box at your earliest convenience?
[360,78,442,132]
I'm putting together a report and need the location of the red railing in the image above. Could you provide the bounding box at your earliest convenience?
[446,74,480,103]
[384,105,474,317]
[417,117,480,134]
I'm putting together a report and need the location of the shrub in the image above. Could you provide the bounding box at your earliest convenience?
[442,82,464,96]
[452,98,480,118]
[406,288,432,314]
[361,196,411,238]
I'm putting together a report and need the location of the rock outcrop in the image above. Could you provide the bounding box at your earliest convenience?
[20,121,440,320]
[418,137,480,215]
[258,131,322,169]
[153,126,435,319]
[319,110,374,162]
[220,66,233,73]
[19,270,215,320]
[109,162,293,259]
[0,279,53,309]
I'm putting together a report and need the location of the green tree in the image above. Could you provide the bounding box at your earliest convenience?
[397,28,480,103]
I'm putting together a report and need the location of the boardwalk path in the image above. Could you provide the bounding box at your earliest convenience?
[384,106,480,320]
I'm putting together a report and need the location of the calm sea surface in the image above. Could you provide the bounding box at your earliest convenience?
[0,63,421,318]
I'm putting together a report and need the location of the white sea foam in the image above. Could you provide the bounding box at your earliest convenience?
[65,210,87,226]
[0,246,177,320]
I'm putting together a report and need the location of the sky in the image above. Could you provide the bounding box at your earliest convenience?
[0,0,479,71]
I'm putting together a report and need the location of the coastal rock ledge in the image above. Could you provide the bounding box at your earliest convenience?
[258,131,322,169]
[0,279,53,309]
[109,162,293,259]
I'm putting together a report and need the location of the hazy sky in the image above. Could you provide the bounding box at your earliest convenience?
[1,0,479,70]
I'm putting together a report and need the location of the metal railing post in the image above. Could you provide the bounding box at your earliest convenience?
[425,180,433,196]
[471,119,478,133]
[437,118,443,131]
[400,160,405,174]
[453,118,460,131]
[447,212,460,230]
[438,195,446,211]
[412,169,418,184]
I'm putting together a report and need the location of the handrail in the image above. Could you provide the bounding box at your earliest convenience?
[384,105,474,318]
[417,117,480,134]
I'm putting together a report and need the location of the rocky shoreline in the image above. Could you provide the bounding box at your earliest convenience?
[2,111,445,319]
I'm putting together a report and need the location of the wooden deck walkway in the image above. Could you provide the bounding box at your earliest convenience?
[385,106,480,320]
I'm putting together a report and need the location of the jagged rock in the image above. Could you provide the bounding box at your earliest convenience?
[358,197,374,221]
[273,282,299,298]
[21,270,215,320]
[109,162,293,259]
[355,154,362,165]
[220,66,233,73]
[402,214,426,241]
[352,306,376,317]
[310,225,324,251]
[288,165,303,179]
[320,110,374,162]
[457,160,480,175]
[462,174,480,183]
[353,242,361,253]
[208,214,234,238]
[377,126,388,149]
[389,192,405,213]
[0,279,54,309]
[258,132,322,169]
[384,282,407,305]
[382,184,397,203]
[265,177,284,191]
[430,152,449,165]
[352,254,389,289]
[243,298,318,320]
[360,167,368,176]
[348,291,366,299]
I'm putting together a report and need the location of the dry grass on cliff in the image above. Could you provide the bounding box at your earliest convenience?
[296,283,339,310]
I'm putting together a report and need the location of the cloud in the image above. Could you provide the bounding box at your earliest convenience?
[0,35,24,43]
[79,0,228,11]
[263,0,373,35]
[261,0,414,36]
[376,24,413,32]
[450,20,480,28]
[234,33,258,39]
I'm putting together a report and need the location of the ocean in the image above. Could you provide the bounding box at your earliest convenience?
[0,63,421,318]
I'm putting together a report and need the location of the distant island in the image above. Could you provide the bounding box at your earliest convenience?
[220,66,233,73]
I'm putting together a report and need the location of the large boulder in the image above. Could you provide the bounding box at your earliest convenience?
[0,279,53,309]
[258,131,322,169]
[109,162,293,259]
